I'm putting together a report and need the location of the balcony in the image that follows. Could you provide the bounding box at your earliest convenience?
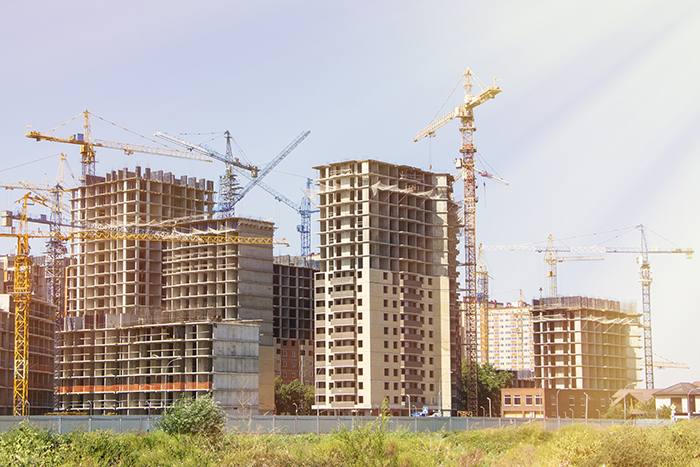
[330,387,357,395]
[330,372,357,382]
[331,331,356,340]
[330,276,355,286]
[331,318,355,327]
[331,344,356,354]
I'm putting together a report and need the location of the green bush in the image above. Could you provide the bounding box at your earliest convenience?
[155,393,226,439]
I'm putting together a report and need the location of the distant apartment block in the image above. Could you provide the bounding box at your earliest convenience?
[479,300,534,373]
[313,160,460,416]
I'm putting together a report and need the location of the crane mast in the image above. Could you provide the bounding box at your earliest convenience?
[482,226,693,389]
[414,68,502,416]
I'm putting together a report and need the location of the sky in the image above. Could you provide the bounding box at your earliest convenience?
[1,0,698,389]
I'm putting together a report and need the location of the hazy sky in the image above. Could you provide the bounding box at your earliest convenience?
[1,0,698,389]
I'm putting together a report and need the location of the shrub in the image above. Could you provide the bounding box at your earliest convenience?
[155,393,226,439]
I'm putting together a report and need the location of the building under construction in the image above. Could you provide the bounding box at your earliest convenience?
[57,166,277,414]
[532,296,641,390]
[312,160,460,416]
[273,255,317,386]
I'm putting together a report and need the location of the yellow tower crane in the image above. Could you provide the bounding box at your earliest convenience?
[26,110,216,183]
[414,68,502,415]
[2,192,288,416]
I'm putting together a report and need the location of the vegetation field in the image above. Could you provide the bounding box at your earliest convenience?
[2,418,700,467]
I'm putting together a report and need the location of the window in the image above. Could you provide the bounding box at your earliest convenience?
[393,342,398,349]
[283,372,287,378]
[393,328,398,335]
[535,395,542,406]
[526,395,533,406]
[385,382,389,390]
[384,369,389,376]
[358,299,363,306]
[384,286,388,293]
[357,285,362,292]
[393,369,398,377]
[504,395,511,406]
[429,371,434,378]
[384,327,389,335]
[384,341,389,349]
[514,395,521,406]
[384,300,389,307]
[283,361,287,367]
[384,355,389,362]
[283,350,288,357]
[430,384,434,392]
[394,382,399,390]
[384,313,388,321]
[291,351,296,357]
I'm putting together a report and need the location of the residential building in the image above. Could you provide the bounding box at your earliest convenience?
[59,166,277,413]
[481,300,534,372]
[313,160,460,416]
[533,296,641,390]
[653,382,700,418]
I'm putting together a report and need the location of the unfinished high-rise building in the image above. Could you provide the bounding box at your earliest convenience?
[533,296,641,390]
[59,167,277,414]
[273,255,317,386]
[313,160,460,416]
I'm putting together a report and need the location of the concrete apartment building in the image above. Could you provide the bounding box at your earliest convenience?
[501,295,641,418]
[313,160,460,416]
[532,296,640,391]
[273,255,317,386]
[59,167,277,413]
[480,300,534,373]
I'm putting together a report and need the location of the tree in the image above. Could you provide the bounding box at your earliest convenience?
[462,362,512,416]
[155,393,226,439]
[274,377,315,415]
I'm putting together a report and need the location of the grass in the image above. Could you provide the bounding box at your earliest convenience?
[2,419,700,466]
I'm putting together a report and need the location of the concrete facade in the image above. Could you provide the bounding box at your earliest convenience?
[533,296,641,391]
[273,255,317,386]
[59,167,277,413]
[313,160,460,416]
[58,315,260,414]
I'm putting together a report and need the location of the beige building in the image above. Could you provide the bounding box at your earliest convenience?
[533,296,641,390]
[480,301,534,373]
[313,160,460,416]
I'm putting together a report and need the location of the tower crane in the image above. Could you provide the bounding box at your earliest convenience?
[154,130,310,217]
[482,225,694,389]
[542,235,603,298]
[26,110,213,183]
[225,173,319,264]
[1,155,72,409]
[414,68,502,416]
